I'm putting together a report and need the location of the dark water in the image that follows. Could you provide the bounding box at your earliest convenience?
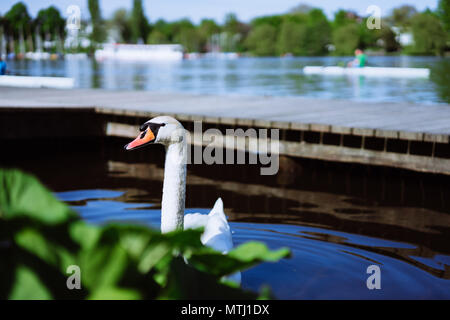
[2,137,450,299]
[7,56,450,104]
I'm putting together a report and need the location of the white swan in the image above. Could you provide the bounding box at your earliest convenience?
[125,116,240,284]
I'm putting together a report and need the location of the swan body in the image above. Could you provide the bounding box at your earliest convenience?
[125,116,240,284]
[184,198,233,253]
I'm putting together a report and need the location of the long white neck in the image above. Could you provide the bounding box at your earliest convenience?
[160,139,187,233]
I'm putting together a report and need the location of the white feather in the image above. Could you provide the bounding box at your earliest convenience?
[185,198,240,284]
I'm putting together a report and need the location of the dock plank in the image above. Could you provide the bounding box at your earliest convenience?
[0,87,449,137]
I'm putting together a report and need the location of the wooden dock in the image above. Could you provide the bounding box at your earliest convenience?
[0,87,449,175]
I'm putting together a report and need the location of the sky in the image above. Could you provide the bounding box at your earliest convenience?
[0,0,439,23]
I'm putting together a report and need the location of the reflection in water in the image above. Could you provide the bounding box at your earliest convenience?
[91,58,100,89]
[430,59,450,103]
[2,137,449,299]
[6,56,450,104]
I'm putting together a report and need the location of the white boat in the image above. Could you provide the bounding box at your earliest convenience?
[0,75,75,89]
[65,53,88,60]
[203,52,239,59]
[25,51,51,60]
[26,26,50,60]
[303,66,430,78]
[95,43,183,61]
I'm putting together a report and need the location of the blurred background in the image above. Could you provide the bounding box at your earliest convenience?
[0,0,449,103]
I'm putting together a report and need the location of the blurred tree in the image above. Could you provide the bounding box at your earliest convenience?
[430,59,450,103]
[332,23,360,55]
[4,2,31,38]
[198,19,220,52]
[0,15,12,54]
[251,15,283,29]
[221,13,250,52]
[199,19,220,37]
[277,19,307,55]
[289,4,314,14]
[223,13,240,34]
[358,17,378,49]
[147,29,167,44]
[245,24,277,56]
[88,0,106,44]
[333,9,358,29]
[110,8,132,43]
[151,19,172,42]
[130,0,150,43]
[36,6,65,40]
[389,5,418,30]
[305,9,331,55]
[277,9,330,56]
[171,19,195,36]
[437,0,450,33]
[411,12,446,55]
[171,19,200,52]
[0,15,7,36]
[284,12,308,25]
[378,24,401,52]
[177,28,200,52]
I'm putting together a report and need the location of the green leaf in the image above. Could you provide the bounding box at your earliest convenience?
[1,169,290,299]
[69,220,102,250]
[0,169,75,224]
[88,287,141,300]
[138,242,171,273]
[79,229,129,289]
[15,227,62,268]
[188,242,291,277]
[160,257,258,300]
[9,265,52,300]
[228,241,291,262]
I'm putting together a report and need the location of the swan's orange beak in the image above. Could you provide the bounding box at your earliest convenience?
[124,128,156,151]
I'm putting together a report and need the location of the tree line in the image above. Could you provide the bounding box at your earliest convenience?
[1,0,449,56]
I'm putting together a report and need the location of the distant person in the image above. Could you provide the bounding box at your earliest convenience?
[0,57,6,75]
[347,49,367,68]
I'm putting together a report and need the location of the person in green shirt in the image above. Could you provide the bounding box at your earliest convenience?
[347,49,367,68]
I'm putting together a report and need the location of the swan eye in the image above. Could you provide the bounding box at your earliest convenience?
[139,123,148,132]
[140,122,165,132]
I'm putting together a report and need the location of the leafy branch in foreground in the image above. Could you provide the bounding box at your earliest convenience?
[0,169,290,299]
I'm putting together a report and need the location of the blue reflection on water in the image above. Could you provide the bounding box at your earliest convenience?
[57,189,125,202]
[56,189,450,300]
[8,56,449,104]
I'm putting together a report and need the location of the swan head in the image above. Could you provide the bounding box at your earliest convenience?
[124,115,186,150]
